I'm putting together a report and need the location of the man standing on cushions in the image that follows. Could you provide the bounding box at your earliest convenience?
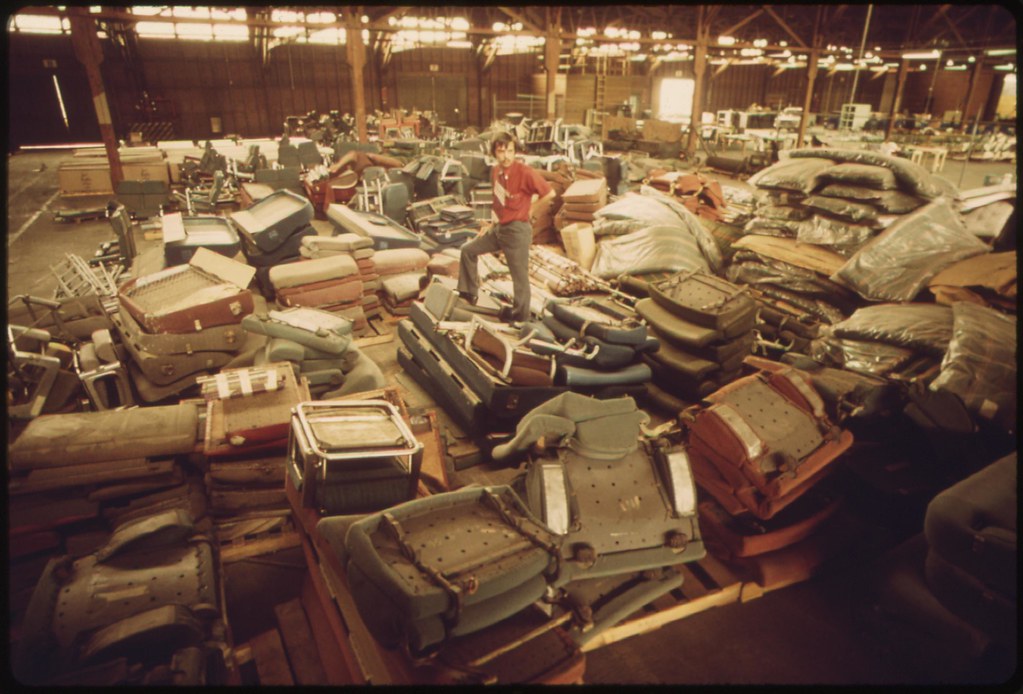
[458,132,555,323]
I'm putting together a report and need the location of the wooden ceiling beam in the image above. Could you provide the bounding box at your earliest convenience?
[496,6,543,34]
[763,6,807,48]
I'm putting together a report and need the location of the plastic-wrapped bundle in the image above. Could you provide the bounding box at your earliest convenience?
[745,217,810,238]
[802,195,881,225]
[590,225,709,279]
[757,204,813,221]
[591,217,648,237]
[638,186,725,273]
[816,162,898,190]
[796,215,877,256]
[809,335,917,376]
[786,149,957,200]
[832,198,990,302]
[747,157,836,193]
[829,303,954,358]
[930,302,1017,432]
[727,251,856,299]
[817,184,926,214]
[594,192,684,227]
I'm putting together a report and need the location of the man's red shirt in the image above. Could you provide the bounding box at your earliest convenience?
[491,160,553,225]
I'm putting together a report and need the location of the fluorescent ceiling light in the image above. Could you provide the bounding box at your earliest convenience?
[944,65,967,71]
[902,50,940,60]
[993,63,1016,71]
[984,48,1016,56]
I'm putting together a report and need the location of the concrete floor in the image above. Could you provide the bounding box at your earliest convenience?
[6,146,1017,686]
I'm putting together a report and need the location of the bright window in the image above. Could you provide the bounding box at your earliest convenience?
[657,78,695,121]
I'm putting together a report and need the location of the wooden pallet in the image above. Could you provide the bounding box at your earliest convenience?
[579,553,753,652]
[218,516,301,563]
[234,596,330,685]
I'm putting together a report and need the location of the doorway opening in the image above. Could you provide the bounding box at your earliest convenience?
[657,78,695,121]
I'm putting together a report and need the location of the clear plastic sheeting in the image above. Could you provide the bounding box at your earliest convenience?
[796,215,876,256]
[639,186,724,273]
[803,196,881,225]
[785,148,958,200]
[747,157,836,193]
[818,184,927,214]
[832,197,990,302]
[590,225,710,279]
[757,204,813,221]
[930,302,1017,432]
[830,303,954,357]
[816,162,898,190]
[594,191,685,227]
[809,335,917,376]
[591,217,648,237]
[727,252,852,298]
[745,217,810,238]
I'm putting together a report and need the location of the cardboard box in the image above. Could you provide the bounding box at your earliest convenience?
[58,161,170,196]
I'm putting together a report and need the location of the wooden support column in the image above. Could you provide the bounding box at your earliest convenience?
[884,59,910,140]
[345,11,368,144]
[960,58,985,131]
[545,17,561,121]
[68,7,123,189]
[797,6,824,149]
[797,50,820,149]
[687,10,708,154]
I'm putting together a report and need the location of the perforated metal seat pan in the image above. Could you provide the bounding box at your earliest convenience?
[230,189,314,253]
[649,271,756,339]
[9,402,199,470]
[687,370,853,517]
[119,265,254,334]
[343,485,558,655]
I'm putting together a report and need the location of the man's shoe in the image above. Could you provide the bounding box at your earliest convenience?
[497,306,515,323]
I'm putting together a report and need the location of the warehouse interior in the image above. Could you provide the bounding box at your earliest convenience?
[5,4,1018,687]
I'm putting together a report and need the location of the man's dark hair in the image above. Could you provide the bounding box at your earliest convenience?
[491,131,518,155]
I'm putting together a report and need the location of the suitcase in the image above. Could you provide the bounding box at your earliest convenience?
[327,204,422,250]
[119,332,235,386]
[162,214,242,266]
[923,453,1016,640]
[344,485,560,656]
[118,249,256,334]
[112,305,248,356]
[229,189,314,253]
[648,271,756,339]
[241,225,317,267]
[277,277,364,309]
[9,403,200,471]
[686,363,854,520]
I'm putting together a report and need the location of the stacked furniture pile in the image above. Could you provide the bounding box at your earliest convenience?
[681,356,855,589]
[374,247,431,316]
[634,270,756,410]
[267,253,366,331]
[242,307,385,399]
[554,178,608,231]
[230,189,317,298]
[112,248,263,403]
[300,232,382,322]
